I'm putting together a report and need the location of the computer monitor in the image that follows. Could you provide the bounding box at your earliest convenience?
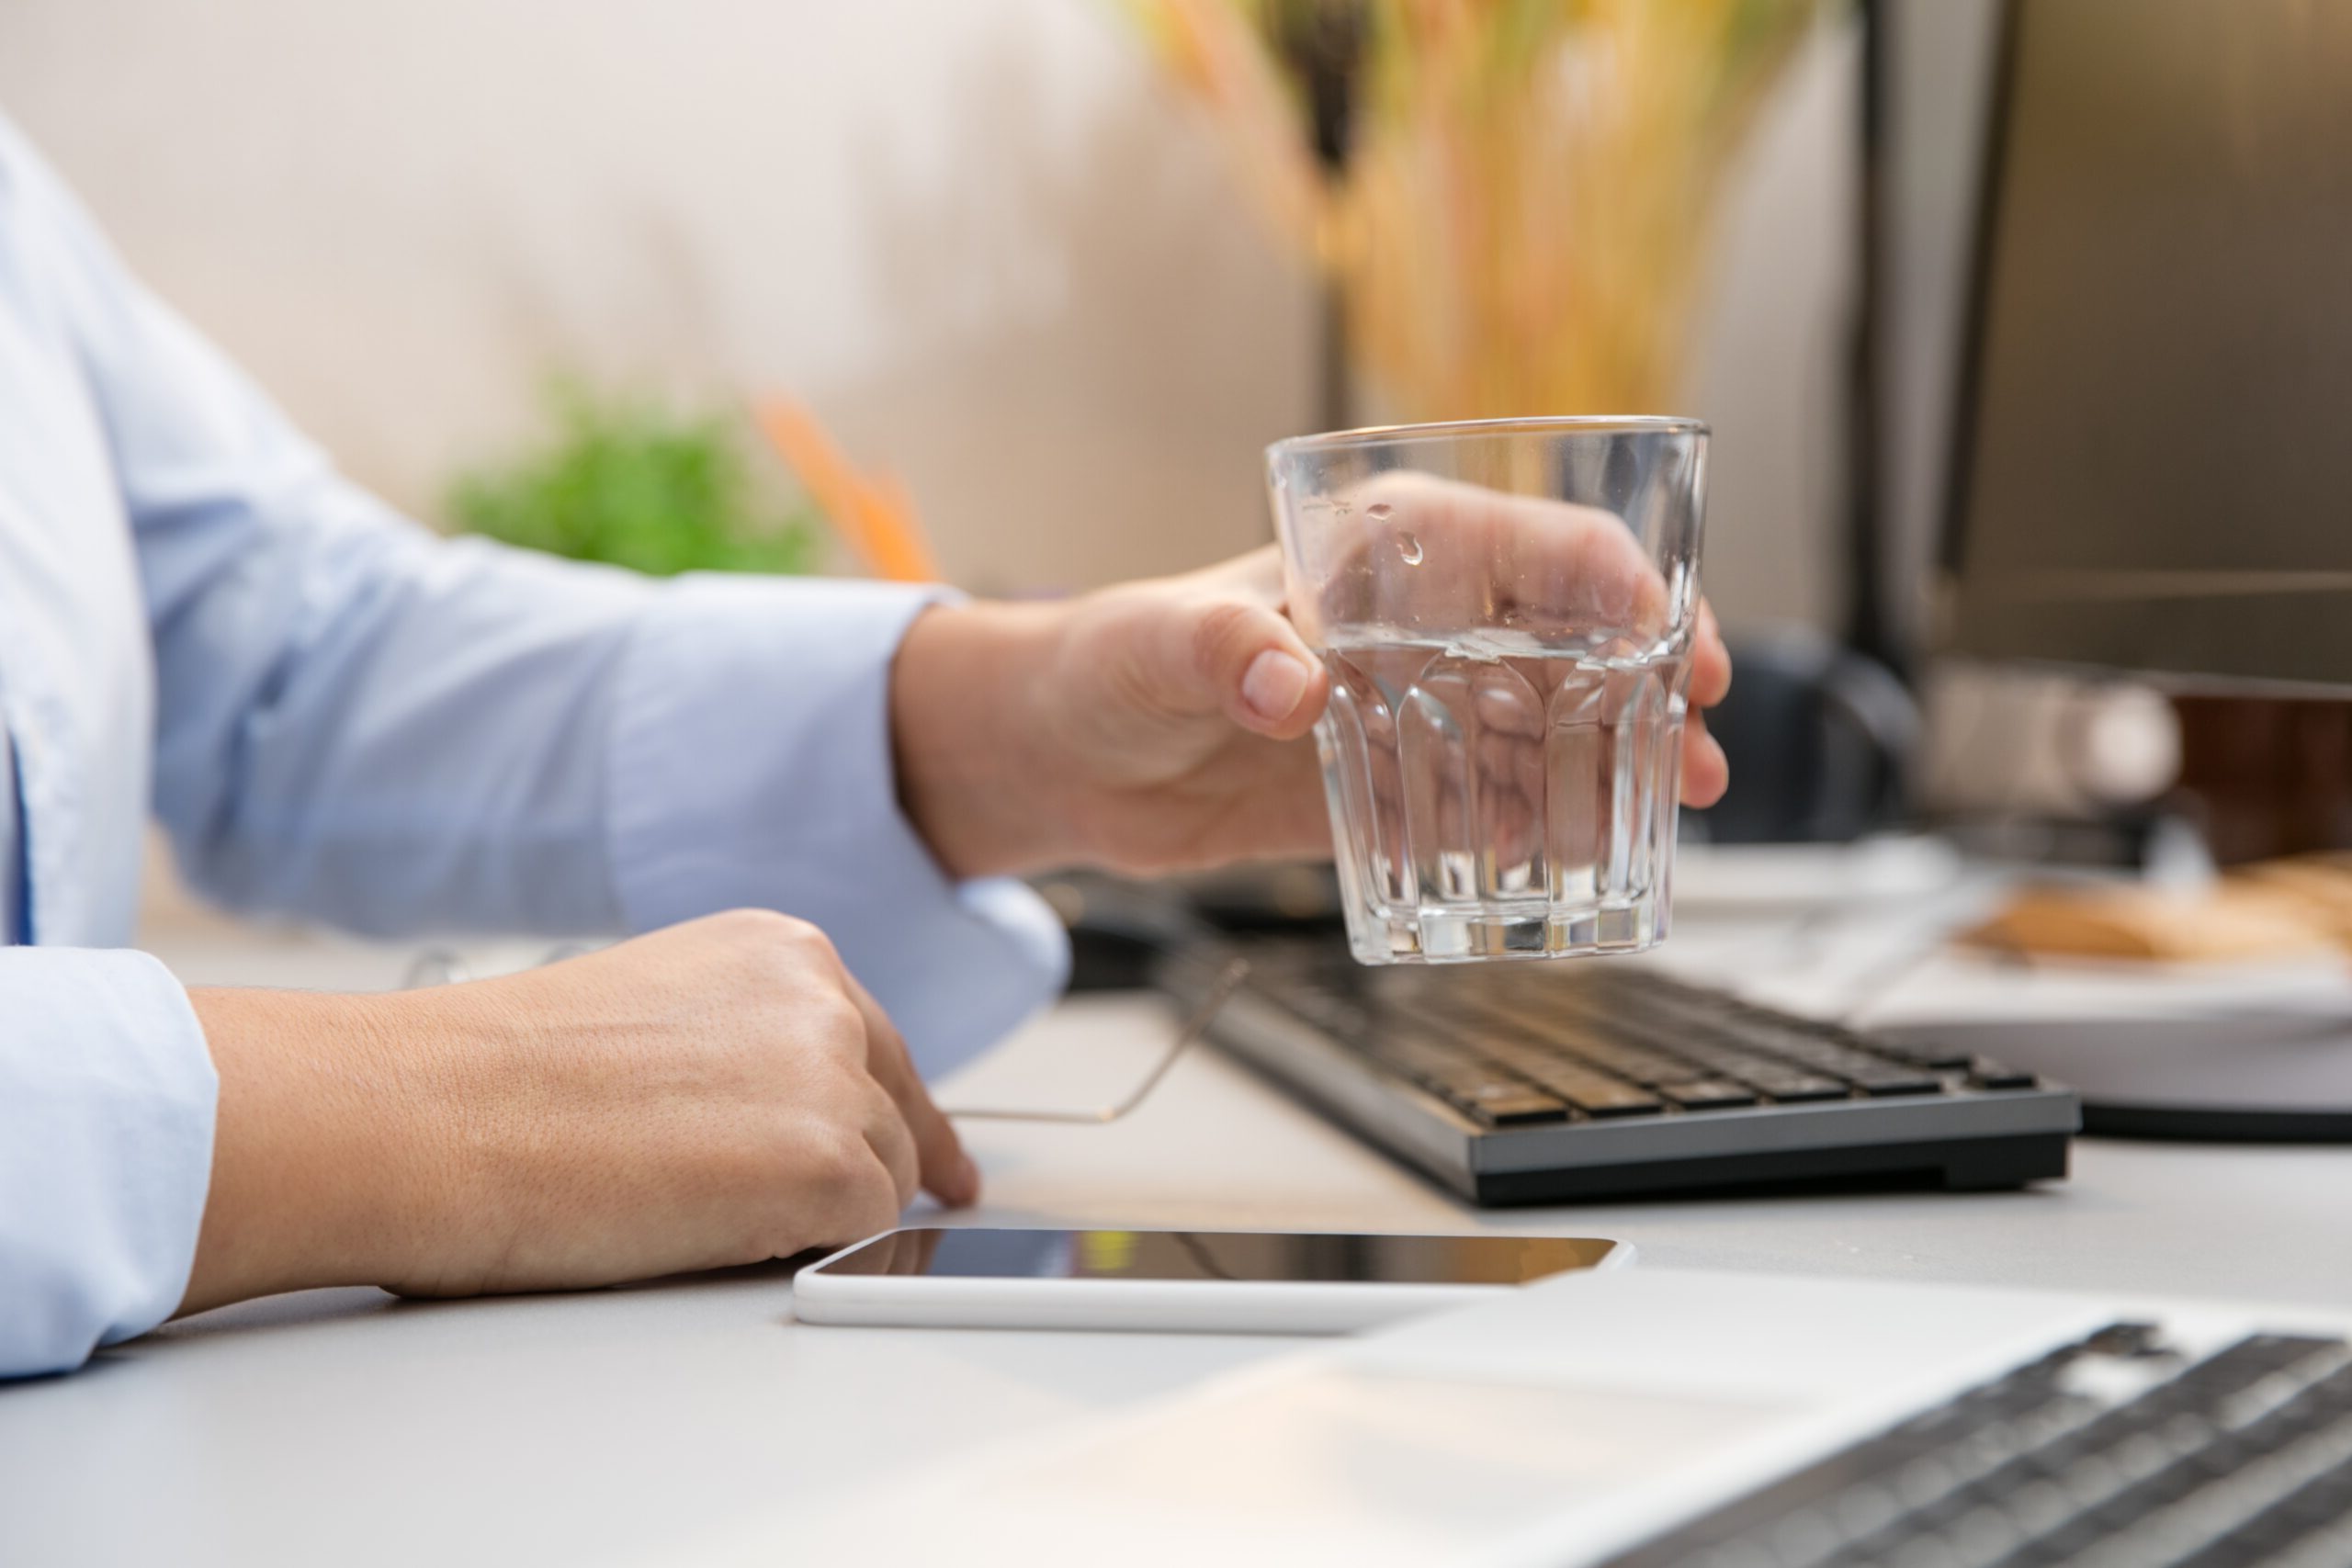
[1941,0,2352,694]
[1914,0,2352,1138]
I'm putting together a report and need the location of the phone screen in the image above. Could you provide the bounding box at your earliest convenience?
[808,1228,1616,1286]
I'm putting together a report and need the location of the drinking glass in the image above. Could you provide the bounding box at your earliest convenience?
[1266,417,1708,964]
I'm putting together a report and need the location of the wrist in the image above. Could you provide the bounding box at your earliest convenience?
[889,598,1078,878]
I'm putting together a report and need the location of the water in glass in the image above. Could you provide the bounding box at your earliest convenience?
[1317,628,1687,964]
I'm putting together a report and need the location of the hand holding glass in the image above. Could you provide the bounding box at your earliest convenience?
[1267,418,1710,964]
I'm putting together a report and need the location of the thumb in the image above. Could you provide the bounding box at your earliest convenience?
[1167,600,1329,741]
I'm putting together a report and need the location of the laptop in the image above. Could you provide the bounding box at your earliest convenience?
[1170,938,2081,1204]
[768,1265,2352,1566]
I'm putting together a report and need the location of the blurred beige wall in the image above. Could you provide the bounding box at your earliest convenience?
[0,0,1853,623]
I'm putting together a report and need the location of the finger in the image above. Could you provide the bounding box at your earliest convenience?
[1170,598,1330,740]
[1327,473,1673,641]
[1690,601,1733,708]
[856,1077,922,1211]
[1680,712,1730,807]
[843,974,979,1207]
[1250,739,1340,859]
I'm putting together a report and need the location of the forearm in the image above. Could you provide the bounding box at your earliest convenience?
[178,987,433,1315]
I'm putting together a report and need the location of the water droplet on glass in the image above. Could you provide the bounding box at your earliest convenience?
[1366,502,1394,521]
[1397,532,1424,566]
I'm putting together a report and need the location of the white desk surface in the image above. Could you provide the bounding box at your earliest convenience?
[6,895,2352,1567]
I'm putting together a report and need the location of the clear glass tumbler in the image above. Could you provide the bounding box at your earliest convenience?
[1267,416,1708,964]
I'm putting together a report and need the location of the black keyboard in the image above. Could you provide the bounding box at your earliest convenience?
[1179,940,2080,1203]
[1283,962,2040,1126]
[1608,1324,2352,1568]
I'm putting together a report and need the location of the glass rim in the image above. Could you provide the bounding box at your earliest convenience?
[1267,414,1707,460]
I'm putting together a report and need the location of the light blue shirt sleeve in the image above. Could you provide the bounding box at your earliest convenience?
[0,950,216,1379]
[0,112,1066,1379]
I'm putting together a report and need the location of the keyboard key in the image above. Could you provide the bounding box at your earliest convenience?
[1453,1086,1571,1127]
[1522,1065,1667,1118]
[1881,1041,1978,1072]
[1967,1060,2041,1091]
[1659,1078,1761,1111]
[1770,1049,1943,1096]
[1744,1070,1853,1104]
[1562,1035,1713,1087]
[1844,1068,1947,1098]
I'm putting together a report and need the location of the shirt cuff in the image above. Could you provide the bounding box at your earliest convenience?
[604,573,1069,1078]
[0,949,217,1379]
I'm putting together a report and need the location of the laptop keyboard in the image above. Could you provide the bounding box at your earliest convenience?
[1249,954,2043,1132]
[1609,1324,2352,1568]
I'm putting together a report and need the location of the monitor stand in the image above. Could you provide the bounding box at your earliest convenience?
[1881,1011,2352,1141]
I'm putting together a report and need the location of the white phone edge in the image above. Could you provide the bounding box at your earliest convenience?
[791,1229,1634,1336]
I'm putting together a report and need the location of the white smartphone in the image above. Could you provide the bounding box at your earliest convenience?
[792,1227,1630,1335]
